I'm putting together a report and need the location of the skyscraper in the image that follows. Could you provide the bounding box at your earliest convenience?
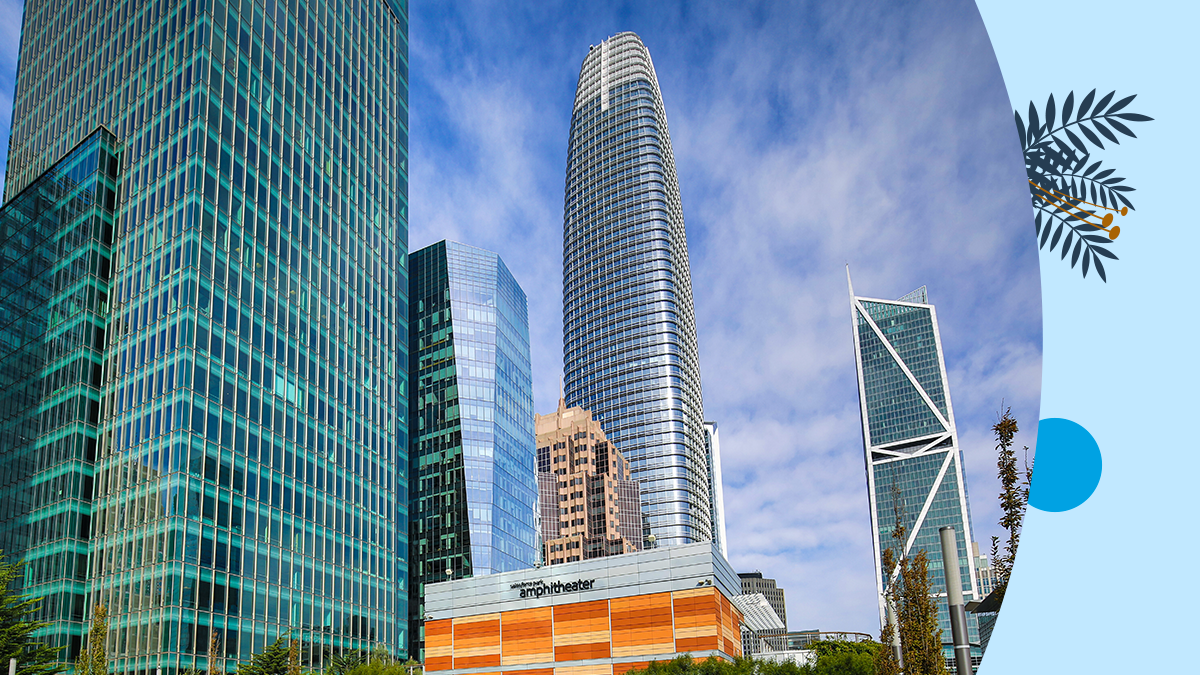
[407,240,538,657]
[1,0,410,670]
[848,279,982,671]
[562,32,710,548]
[535,398,642,565]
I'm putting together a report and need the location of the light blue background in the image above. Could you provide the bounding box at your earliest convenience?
[976,1,1199,672]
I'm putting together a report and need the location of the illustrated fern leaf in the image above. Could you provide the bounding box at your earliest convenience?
[1014,90,1152,281]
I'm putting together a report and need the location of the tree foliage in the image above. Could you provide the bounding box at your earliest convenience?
[877,481,943,675]
[0,555,61,675]
[621,652,884,675]
[74,604,108,675]
[237,638,290,675]
[990,407,1031,606]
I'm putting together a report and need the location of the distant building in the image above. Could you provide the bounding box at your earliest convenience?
[535,398,642,564]
[705,422,730,557]
[973,541,996,597]
[738,572,788,655]
[409,241,540,657]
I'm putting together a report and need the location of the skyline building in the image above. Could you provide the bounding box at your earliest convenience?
[534,398,643,565]
[562,32,711,549]
[1,0,411,670]
[408,240,538,658]
[847,278,983,672]
[703,421,728,558]
[737,572,787,655]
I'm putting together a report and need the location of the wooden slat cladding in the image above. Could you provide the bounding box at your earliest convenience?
[453,613,502,669]
[426,587,743,673]
[503,607,555,666]
[610,592,674,657]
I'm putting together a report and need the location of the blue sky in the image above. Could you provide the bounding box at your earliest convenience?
[0,0,1042,636]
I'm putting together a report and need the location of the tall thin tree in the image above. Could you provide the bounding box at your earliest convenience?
[75,605,108,675]
[990,407,1031,604]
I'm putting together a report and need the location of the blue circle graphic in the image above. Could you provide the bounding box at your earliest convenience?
[1028,418,1102,512]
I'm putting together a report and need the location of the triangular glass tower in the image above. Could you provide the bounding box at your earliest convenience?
[848,273,983,672]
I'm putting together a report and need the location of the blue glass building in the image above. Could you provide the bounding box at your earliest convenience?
[408,241,537,657]
[0,128,120,663]
[2,0,410,671]
[848,279,983,672]
[562,32,711,548]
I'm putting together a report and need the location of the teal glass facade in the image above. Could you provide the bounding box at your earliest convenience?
[850,285,983,671]
[408,241,537,657]
[3,0,409,671]
[0,128,120,660]
[562,32,711,548]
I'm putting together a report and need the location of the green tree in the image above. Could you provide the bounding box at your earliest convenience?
[0,554,61,675]
[895,551,943,675]
[237,637,290,675]
[878,480,943,675]
[74,605,108,675]
[990,407,1031,605]
[323,651,367,675]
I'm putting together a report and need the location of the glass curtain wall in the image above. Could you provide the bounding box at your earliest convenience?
[562,32,711,548]
[3,0,410,671]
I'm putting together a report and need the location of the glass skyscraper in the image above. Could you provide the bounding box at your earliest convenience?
[0,128,120,663]
[2,0,410,671]
[408,241,537,657]
[848,279,983,672]
[562,32,711,548]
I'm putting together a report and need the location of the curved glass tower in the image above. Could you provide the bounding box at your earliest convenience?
[562,32,710,547]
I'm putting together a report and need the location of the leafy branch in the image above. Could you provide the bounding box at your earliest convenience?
[1016,90,1152,281]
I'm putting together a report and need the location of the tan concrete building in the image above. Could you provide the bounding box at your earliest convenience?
[536,399,643,564]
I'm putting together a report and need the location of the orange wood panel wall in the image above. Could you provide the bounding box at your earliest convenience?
[502,607,554,666]
[425,619,454,672]
[610,592,674,657]
[453,613,502,669]
[553,599,611,661]
[425,586,744,673]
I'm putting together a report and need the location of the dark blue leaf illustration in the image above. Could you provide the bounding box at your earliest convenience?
[1093,120,1119,144]
[1064,128,1088,153]
[1106,94,1136,114]
[1108,117,1136,138]
[1061,230,1075,259]
[1079,123,1104,149]
[1022,91,1148,281]
[1077,89,1097,120]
